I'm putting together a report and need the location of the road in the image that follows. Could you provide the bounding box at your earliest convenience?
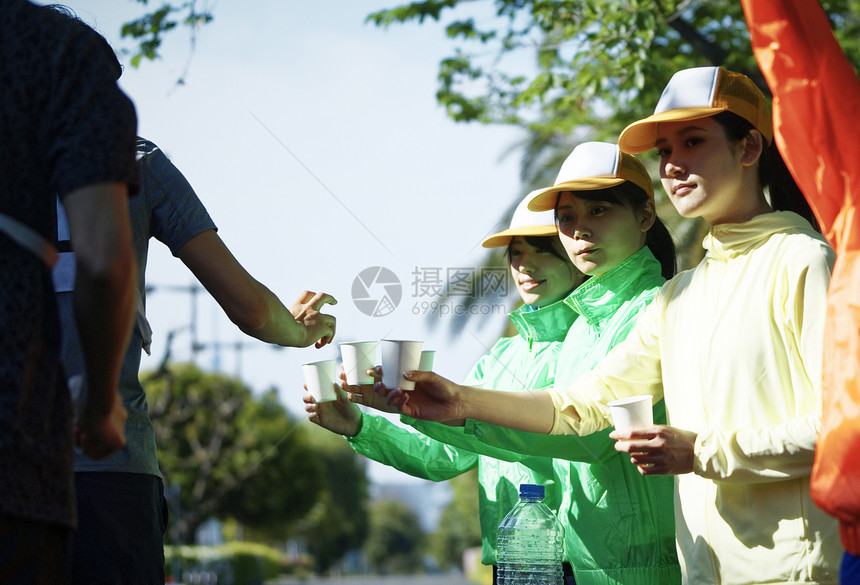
[267,574,479,585]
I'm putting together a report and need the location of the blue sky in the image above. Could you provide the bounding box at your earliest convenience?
[46,0,529,483]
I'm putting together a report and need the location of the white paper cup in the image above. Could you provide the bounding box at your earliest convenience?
[380,340,423,390]
[608,395,653,433]
[302,359,338,402]
[418,350,436,372]
[340,341,377,385]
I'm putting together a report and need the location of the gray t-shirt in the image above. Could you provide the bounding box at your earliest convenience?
[58,137,216,477]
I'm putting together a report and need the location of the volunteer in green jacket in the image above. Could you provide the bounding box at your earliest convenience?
[405,142,681,585]
[304,192,584,583]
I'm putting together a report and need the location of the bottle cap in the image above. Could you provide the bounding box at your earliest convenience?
[519,484,544,499]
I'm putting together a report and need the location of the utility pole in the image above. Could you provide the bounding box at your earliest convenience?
[147,282,281,378]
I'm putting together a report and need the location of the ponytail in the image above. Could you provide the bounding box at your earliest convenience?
[646,217,677,280]
[713,111,819,232]
[759,143,820,231]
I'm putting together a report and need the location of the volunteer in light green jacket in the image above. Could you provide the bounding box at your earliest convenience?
[405,142,681,585]
[304,192,584,580]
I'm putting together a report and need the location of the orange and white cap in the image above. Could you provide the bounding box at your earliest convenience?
[481,191,557,248]
[618,66,773,154]
[526,142,653,212]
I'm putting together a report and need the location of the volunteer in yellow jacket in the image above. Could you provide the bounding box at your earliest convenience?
[384,67,841,585]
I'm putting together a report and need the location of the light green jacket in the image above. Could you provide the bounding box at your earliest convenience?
[411,247,681,585]
[347,295,577,565]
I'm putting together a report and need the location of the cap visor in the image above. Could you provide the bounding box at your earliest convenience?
[618,106,728,153]
[527,177,629,211]
[481,225,558,248]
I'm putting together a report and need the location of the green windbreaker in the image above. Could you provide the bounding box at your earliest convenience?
[409,247,681,585]
[347,295,577,565]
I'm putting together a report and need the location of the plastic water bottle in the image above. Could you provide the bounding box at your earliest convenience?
[496,483,564,585]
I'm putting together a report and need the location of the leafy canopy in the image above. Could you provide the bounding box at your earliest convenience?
[366,0,860,142]
[121,0,213,67]
[120,0,860,141]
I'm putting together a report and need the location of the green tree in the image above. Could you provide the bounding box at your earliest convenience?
[364,499,425,574]
[428,469,482,569]
[292,423,370,573]
[144,363,324,542]
[120,2,860,103]
[120,0,212,67]
[367,0,860,138]
[117,1,860,311]
[218,388,323,541]
[363,0,860,331]
[369,0,860,273]
[117,0,860,157]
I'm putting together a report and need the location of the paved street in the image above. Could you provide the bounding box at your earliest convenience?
[267,574,479,585]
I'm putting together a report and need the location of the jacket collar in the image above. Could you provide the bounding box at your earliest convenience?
[508,293,578,343]
[563,246,664,327]
[704,211,818,261]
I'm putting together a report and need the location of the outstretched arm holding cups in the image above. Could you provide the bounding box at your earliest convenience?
[378,370,557,434]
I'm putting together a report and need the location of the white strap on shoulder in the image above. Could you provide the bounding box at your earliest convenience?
[54,198,153,354]
[0,212,58,267]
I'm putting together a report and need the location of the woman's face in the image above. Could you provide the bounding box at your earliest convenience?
[556,191,650,278]
[655,116,757,225]
[508,236,582,307]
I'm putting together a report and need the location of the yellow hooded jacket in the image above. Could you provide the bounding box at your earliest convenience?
[548,212,840,584]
